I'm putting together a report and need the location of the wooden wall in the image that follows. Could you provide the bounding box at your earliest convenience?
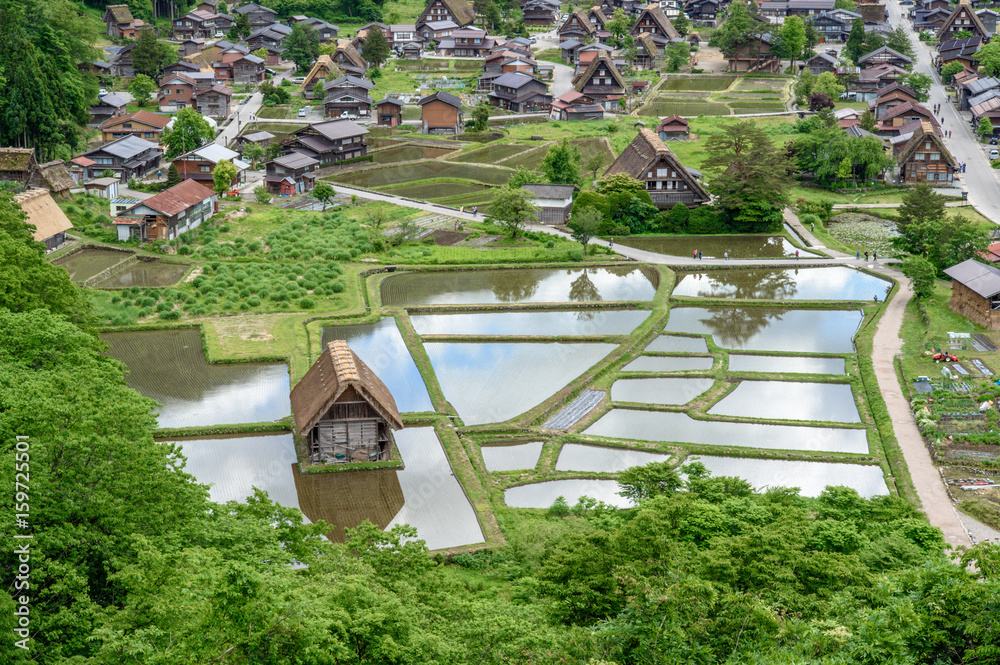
[949,280,1000,330]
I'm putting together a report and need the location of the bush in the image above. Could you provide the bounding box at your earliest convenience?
[178,245,193,255]
[158,310,181,320]
[299,297,315,309]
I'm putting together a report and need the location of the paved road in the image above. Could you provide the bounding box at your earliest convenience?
[887,0,1000,222]
[216,66,294,148]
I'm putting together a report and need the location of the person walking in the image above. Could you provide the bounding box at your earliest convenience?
[856,249,861,260]
[810,222,815,232]
[698,249,702,260]
[724,251,729,262]
[693,248,698,260]
[609,237,614,249]
[864,250,869,261]
[795,249,800,260]
[872,250,877,262]
[472,206,478,216]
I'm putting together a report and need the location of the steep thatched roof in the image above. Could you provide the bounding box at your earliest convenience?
[898,120,956,169]
[0,148,35,173]
[559,9,596,36]
[290,340,404,437]
[938,0,988,39]
[439,0,477,26]
[37,161,75,196]
[334,39,367,69]
[302,54,338,89]
[631,3,681,39]
[636,32,660,57]
[603,128,710,202]
[573,51,627,92]
[105,4,134,24]
[14,189,73,242]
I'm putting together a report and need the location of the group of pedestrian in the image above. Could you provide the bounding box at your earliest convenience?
[860,250,878,262]
[692,248,703,260]
[933,103,941,114]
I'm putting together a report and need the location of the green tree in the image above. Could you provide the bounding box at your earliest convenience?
[895,182,946,256]
[834,0,857,10]
[474,0,502,31]
[901,72,932,102]
[241,141,265,169]
[252,46,269,61]
[886,25,915,60]
[674,11,690,36]
[361,25,391,69]
[813,71,845,99]
[595,173,647,197]
[212,159,238,195]
[313,182,336,211]
[836,155,853,183]
[470,103,490,132]
[902,255,937,300]
[218,1,228,13]
[489,186,537,238]
[941,61,964,84]
[776,15,806,70]
[165,162,181,187]
[541,138,582,185]
[977,40,1000,76]
[618,461,684,502]
[131,28,175,77]
[703,119,791,231]
[569,206,602,252]
[253,184,272,203]
[507,166,542,189]
[845,18,866,63]
[860,108,877,131]
[711,0,767,57]
[795,68,815,104]
[606,8,631,47]
[230,12,252,39]
[665,42,690,72]
[585,153,605,179]
[284,23,320,73]
[127,74,156,107]
[978,117,995,141]
[162,107,215,159]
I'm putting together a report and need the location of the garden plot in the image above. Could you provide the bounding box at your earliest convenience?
[481,441,544,472]
[102,328,291,429]
[665,307,863,353]
[556,443,670,473]
[425,341,618,426]
[369,145,457,163]
[728,355,845,375]
[496,137,614,171]
[709,380,861,423]
[505,479,630,508]
[672,267,892,301]
[611,377,715,405]
[826,212,902,258]
[56,248,132,282]
[660,76,736,91]
[332,161,513,188]
[622,356,715,372]
[686,455,889,498]
[380,266,658,306]
[638,100,731,117]
[410,309,650,336]
[449,143,534,163]
[378,180,494,203]
[584,409,869,453]
[321,318,433,413]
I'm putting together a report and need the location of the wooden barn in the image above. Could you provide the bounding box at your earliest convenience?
[14,189,73,251]
[291,340,403,465]
[944,259,1000,330]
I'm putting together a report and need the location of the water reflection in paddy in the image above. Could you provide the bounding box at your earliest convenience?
[623,356,714,372]
[411,309,650,336]
[505,479,631,508]
[611,377,715,405]
[556,443,670,472]
[728,355,845,375]
[94,260,190,288]
[321,318,433,412]
[584,409,868,453]
[710,381,860,422]
[57,248,130,282]
[481,441,544,472]
[425,342,617,426]
[381,266,658,306]
[617,234,817,259]
[665,307,863,353]
[688,455,888,498]
[672,267,891,301]
[103,328,291,428]
[645,334,709,353]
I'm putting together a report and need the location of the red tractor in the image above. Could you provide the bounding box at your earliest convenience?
[933,352,959,362]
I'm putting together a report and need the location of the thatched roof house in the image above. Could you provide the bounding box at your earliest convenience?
[897,121,957,185]
[603,129,710,209]
[14,189,73,251]
[944,259,1000,329]
[291,340,403,465]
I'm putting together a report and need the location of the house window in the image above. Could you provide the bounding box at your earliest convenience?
[656,168,668,177]
[144,132,154,138]
[200,165,211,172]
[915,153,926,160]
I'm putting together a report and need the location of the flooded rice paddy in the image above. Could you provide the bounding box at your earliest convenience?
[687,455,889,498]
[505,479,631,508]
[728,355,845,375]
[386,427,485,549]
[672,267,891,301]
[611,377,715,405]
[102,329,290,428]
[481,441,544,472]
[645,334,709,353]
[623,356,715,372]
[410,309,650,336]
[380,266,658,306]
[665,307,863,353]
[369,145,456,163]
[584,409,868,453]
[555,443,670,473]
[709,381,860,422]
[425,342,617,425]
[57,248,131,282]
[94,260,190,288]
[321,318,433,413]
[617,235,816,259]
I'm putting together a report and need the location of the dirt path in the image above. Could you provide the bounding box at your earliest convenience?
[870,268,973,550]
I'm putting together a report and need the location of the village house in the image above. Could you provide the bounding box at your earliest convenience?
[760,1,788,19]
[234,2,279,29]
[633,33,661,70]
[301,55,339,95]
[786,0,836,16]
[15,189,73,251]
[417,0,476,39]
[248,23,292,54]
[438,28,495,57]
[559,39,583,63]
[400,41,424,59]
[387,24,416,48]
[915,7,953,33]
[805,11,856,42]
[559,9,598,41]
[112,179,217,242]
[977,8,999,36]
[725,34,781,73]
[332,40,368,77]
[522,0,561,25]
[604,129,710,209]
[420,20,460,45]
[896,121,957,184]
[937,35,982,70]
[943,259,1000,330]
[685,0,721,25]
[938,0,989,41]
[103,5,145,39]
[193,84,233,118]
[970,95,1000,135]
[877,101,939,134]
[172,143,248,188]
[488,73,552,112]
[960,76,1000,110]
[90,93,129,127]
[84,177,121,199]
[572,51,628,110]
[99,110,171,144]
[78,136,161,182]
[585,6,612,35]
[291,340,403,465]
[549,90,605,121]
[298,17,340,42]
[68,156,97,184]
[857,46,913,69]
[657,114,690,141]
[285,119,369,164]
[214,54,266,85]
[264,152,320,196]
[843,63,908,101]
[375,98,404,126]
[235,130,275,153]
[806,50,840,75]
[521,183,578,223]
[158,73,198,111]
[0,149,73,197]
[322,76,374,118]
[418,91,464,134]
[162,61,204,78]
[630,3,681,43]
[172,10,220,40]
[858,2,887,24]
[869,83,920,118]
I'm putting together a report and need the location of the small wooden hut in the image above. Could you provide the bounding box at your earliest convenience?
[291,340,403,464]
[943,259,1000,330]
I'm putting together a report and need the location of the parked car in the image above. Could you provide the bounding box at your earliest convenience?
[991,136,998,145]
[98,88,108,97]
[297,107,309,117]
[989,148,998,160]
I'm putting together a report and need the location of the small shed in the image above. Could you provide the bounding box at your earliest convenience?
[291,340,404,465]
[521,183,578,223]
[418,91,463,134]
[84,177,121,199]
[14,189,73,251]
[657,114,690,141]
[400,41,423,59]
[944,259,1000,329]
[376,97,404,126]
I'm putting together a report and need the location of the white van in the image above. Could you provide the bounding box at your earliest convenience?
[990,148,999,160]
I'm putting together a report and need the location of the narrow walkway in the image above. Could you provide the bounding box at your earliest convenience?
[870,269,972,550]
